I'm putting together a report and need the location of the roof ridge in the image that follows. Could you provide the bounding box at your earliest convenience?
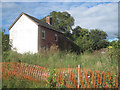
[23,13,40,21]
[23,13,52,25]
[23,13,64,33]
[9,12,64,34]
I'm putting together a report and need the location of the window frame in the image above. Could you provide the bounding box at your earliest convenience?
[42,30,45,39]
[55,33,58,41]
[41,46,46,51]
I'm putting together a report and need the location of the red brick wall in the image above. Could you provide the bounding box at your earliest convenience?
[40,26,63,49]
[38,26,79,53]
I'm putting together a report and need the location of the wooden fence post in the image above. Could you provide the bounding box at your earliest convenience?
[78,65,80,88]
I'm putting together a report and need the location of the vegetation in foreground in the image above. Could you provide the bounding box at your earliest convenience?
[2,56,118,88]
[1,11,119,88]
[2,44,119,73]
[2,74,46,88]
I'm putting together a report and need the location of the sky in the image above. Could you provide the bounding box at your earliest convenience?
[1,2,119,42]
[1,0,119,2]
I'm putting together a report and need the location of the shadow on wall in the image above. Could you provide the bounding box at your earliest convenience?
[58,38,81,54]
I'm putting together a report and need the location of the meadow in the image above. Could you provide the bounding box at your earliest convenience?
[2,44,119,88]
[2,45,118,73]
[2,74,46,88]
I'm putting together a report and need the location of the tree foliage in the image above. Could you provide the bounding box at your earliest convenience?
[71,27,108,52]
[72,26,88,38]
[41,11,74,32]
[89,29,108,50]
[2,29,11,52]
[72,27,93,52]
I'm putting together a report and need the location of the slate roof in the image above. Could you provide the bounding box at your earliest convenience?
[9,12,64,34]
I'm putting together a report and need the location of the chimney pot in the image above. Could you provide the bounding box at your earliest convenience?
[46,16,52,25]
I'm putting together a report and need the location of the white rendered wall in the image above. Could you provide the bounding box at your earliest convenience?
[9,14,38,54]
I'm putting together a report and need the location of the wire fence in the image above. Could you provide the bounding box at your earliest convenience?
[1,62,119,88]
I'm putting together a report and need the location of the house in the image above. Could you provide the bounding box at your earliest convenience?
[9,12,79,54]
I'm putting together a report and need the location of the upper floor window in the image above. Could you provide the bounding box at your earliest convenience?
[55,34,58,41]
[42,30,45,39]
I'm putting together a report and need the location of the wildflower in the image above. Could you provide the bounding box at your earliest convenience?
[108,46,113,49]
[88,76,90,78]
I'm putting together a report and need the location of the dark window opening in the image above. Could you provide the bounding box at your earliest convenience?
[55,34,58,41]
[41,46,46,51]
[42,30,45,39]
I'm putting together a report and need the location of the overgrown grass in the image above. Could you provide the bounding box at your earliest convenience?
[2,46,118,73]
[2,75,46,88]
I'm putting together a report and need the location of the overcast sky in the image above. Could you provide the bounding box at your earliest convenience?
[1,2,118,41]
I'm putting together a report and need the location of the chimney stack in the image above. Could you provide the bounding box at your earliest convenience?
[46,16,52,25]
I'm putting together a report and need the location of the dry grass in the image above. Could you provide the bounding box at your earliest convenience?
[2,45,118,73]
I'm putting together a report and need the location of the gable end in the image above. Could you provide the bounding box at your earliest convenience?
[8,12,39,30]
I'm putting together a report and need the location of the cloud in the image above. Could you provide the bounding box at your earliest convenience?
[108,38,118,42]
[1,0,119,2]
[67,2,118,39]
[2,2,77,26]
[2,2,118,39]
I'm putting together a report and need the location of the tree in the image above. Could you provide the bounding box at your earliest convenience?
[0,28,2,54]
[97,40,109,49]
[71,27,109,52]
[2,29,11,51]
[74,33,93,52]
[72,26,89,38]
[89,29,108,50]
[72,26,93,52]
[41,11,75,32]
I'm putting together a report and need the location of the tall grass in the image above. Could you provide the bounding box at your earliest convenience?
[2,46,118,73]
[2,74,46,88]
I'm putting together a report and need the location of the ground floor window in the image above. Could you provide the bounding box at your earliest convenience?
[41,46,46,51]
[55,34,58,41]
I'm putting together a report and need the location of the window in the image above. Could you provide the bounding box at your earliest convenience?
[42,30,45,39]
[41,46,46,51]
[55,34,58,41]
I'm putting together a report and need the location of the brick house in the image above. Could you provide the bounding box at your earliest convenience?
[9,12,79,54]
